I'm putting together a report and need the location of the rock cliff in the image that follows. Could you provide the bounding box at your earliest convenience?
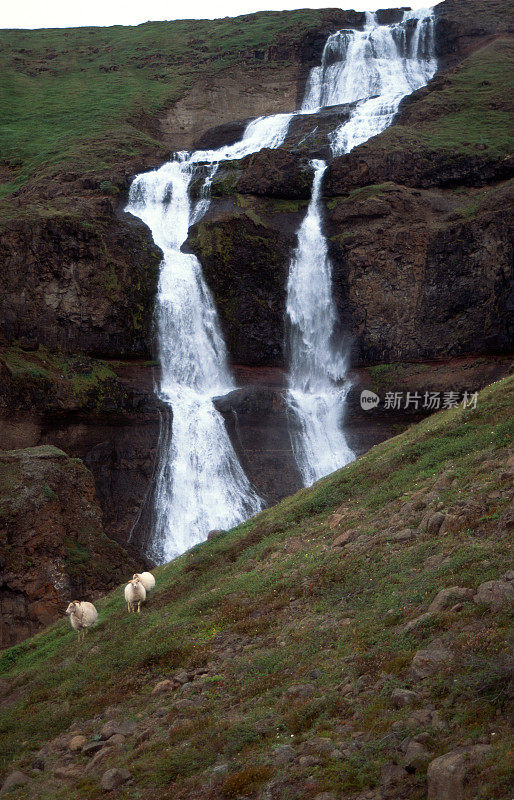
[0,446,139,647]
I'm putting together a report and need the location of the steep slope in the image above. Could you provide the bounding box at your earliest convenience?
[0,375,512,799]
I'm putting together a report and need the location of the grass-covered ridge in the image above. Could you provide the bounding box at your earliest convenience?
[380,38,514,159]
[0,9,336,205]
[0,375,512,798]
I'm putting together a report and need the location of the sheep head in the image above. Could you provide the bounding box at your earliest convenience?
[65,601,80,615]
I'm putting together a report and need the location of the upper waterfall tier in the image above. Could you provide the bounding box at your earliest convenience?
[301,8,437,154]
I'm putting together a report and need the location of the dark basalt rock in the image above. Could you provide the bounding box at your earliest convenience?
[281,103,358,160]
[0,201,161,359]
[237,148,313,198]
[213,383,303,505]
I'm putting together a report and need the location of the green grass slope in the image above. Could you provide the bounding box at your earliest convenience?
[0,9,337,208]
[0,375,512,799]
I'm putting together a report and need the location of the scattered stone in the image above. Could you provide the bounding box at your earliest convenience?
[100,721,120,740]
[503,570,514,581]
[410,643,453,679]
[404,740,430,767]
[83,742,105,756]
[1,771,29,794]
[54,766,81,780]
[428,587,474,613]
[380,764,411,800]
[152,679,173,695]
[390,528,418,542]
[404,612,435,632]
[408,708,445,729]
[285,683,315,698]
[272,744,294,765]
[207,529,225,540]
[106,734,125,747]
[211,763,228,775]
[100,768,131,791]
[172,698,197,712]
[69,734,87,752]
[173,669,189,685]
[332,530,355,547]
[313,793,337,800]
[426,512,446,535]
[391,688,419,708]
[299,755,320,767]
[474,579,514,609]
[427,745,491,800]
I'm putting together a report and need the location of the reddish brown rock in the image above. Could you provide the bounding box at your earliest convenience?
[0,446,138,648]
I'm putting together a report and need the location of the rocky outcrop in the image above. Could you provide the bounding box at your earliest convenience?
[0,446,139,648]
[188,180,513,368]
[434,0,513,66]
[0,201,161,359]
[327,181,513,365]
[0,352,164,552]
[160,8,365,152]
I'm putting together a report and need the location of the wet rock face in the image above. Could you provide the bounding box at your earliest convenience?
[0,205,161,359]
[214,374,303,505]
[0,446,139,648]
[190,178,513,369]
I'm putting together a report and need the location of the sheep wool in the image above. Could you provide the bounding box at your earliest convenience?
[133,571,155,593]
[125,577,146,613]
[65,601,98,641]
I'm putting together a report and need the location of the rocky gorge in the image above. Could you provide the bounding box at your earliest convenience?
[0,0,513,643]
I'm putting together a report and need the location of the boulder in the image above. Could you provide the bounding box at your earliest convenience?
[1,771,29,794]
[100,768,131,791]
[428,587,474,613]
[427,745,491,800]
[390,688,419,708]
[410,643,453,680]
[69,735,87,752]
[473,579,514,609]
[426,512,446,535]
[151,679,173,695]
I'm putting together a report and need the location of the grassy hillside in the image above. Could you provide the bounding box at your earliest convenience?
[0,9,336,207]
[0,374,512,799]
[386,38,514,158]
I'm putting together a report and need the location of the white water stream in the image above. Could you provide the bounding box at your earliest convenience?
[127,7,437,559]
[126,115,293,562]
[285,8,437,485]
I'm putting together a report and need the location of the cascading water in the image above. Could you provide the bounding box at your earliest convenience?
[285,8,436,486]
[302,8,437,154]
[126,114,293,562]
[127,6,437,558]
[286,159,354,485]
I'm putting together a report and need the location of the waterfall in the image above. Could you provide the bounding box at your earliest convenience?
[126,6,437,558]
[301,8,437,154]
[126,114,293,562]
[286,160,354,485]
[285,8,436,486]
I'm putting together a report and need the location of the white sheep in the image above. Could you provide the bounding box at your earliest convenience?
[133,571,155,593]
[124,576,146,613]
[65,600,98,641]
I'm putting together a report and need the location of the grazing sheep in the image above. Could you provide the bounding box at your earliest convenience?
[65,600,98,641]
[133,572,155,594]
[124,576,146,613]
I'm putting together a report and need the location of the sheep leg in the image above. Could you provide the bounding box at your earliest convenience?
[137,601,141,614]
[127,602,131,613]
